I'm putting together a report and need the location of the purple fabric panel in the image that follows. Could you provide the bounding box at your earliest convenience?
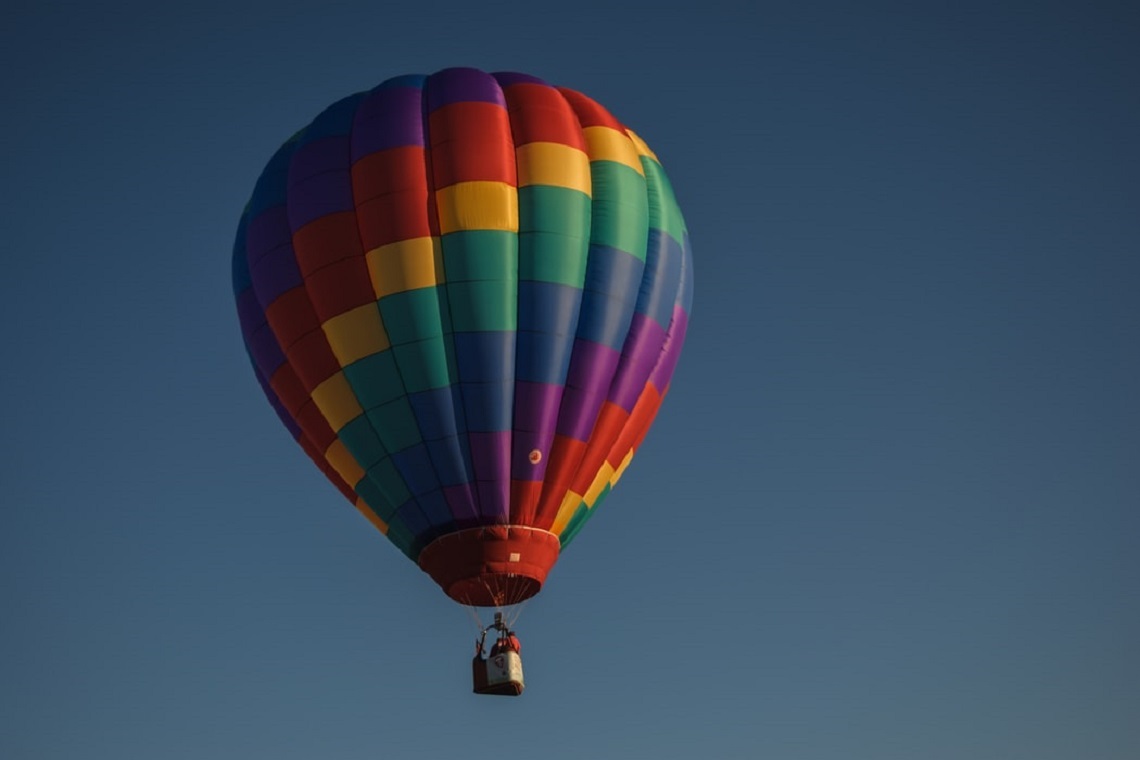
[426,68,506,111]
[608,313,668,412]
[492,71,548,87]
[286,136,353,231]
[565,339,621,390]
[255,366,301,440]
[648,307,690,390]
[510,382,563,481]
[248,322,286,378]
[249,242,301,306]
[512,381,564,433]
[286,171,355,230]
[442,483,480,527]
[556,386,606,441]
[468,430,510,521]
[235,287,263,342]
[351,85,425,156]
[289,136,350,184]
[245,206,291,267]
[510,429,551,481]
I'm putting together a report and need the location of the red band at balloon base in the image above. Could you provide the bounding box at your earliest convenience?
[417,525,561,607]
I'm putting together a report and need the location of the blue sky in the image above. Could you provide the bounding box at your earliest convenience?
[3,1,1138,758]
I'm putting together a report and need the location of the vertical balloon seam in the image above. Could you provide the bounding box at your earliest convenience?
[278,96,425,550]
[341,80,442,554]
[375,78,461,549]
[407,75,481,535]
[241,136,348,498]
[541,88,627,535]
[539,88,650,536]
[234,128,401,548]
[295,94,433,550]
[423,72,485,531]
[288,94,429,556]
[498,76,526,530]
[365,77,469,552]
[498,74,580,532]
[432,69,521,528]
[555,129,690,546]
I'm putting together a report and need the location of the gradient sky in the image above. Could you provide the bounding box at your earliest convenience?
[3,2,1138,758]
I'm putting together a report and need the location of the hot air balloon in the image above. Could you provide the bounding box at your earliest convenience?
[231,68,691,691]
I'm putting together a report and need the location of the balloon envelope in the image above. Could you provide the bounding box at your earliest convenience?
[232,68,692,606]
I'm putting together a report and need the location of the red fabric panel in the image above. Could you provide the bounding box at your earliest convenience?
[295,399,337,452]
[284,329,341,391]
[292,212,363,276]
[304,256,375,322]
[268,365,309,417]
[510,479,542,523]
[556,88,626,131]
[501,83,587,149]
[354,192,436,250]
[428,102,517,187]
[533,434,588,530]
[608,383,664,467]
[570,401,630,496]
[299,434,356,501]
[352,146,427,200]
[264,287,320,350]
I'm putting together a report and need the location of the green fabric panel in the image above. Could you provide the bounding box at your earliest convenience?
[588,161,649,260]
[384,521,417,560]
[447,280,517,332]
[380,288,445,345]
[365,397,422,452]
[344,351,404,410]
[393,335,452,392]
[518,231,589,287]
[337,415,388,470]
[518,185,592,236]
[641,158,687,247]
[560,485,613,548]
[559,501,590,548]
[442,230,517,282]
[357,457,412,513]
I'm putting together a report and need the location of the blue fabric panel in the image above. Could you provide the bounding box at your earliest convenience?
[426,436,471,487]
[460,381,512,431]
[390,443,439,497]
[575,288,638,351]
[454,331,514,382]
[407,387,462,441]
[517,281,581,335]
[583,244,645,300]
[635,229,683,329]
[515,330,574,385]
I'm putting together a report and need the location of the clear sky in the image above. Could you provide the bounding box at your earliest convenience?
[3,1,1138,758]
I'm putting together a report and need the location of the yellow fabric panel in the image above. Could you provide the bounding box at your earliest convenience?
[550,490,585,536]
[435,181,519,234]
[583,462,617,508]
[582,126,645,176]
[311,372,364,432]
[516,142,592,196]
[624,129,659,162]
[322,304,390,365]
[353,497,389,535]
[366,236,444,298]
[610,449,635,486]
[325,438,365,486]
